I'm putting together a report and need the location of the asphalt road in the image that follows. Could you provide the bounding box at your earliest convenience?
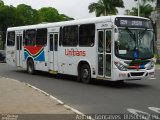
[0,63,160,115]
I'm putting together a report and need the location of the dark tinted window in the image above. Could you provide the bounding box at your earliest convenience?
[59,27,62,46]
[23,31,25,45]
[62,25,78,46]
[106,31,111,52]
[24,29,36,46]
[79,24,95,47]
[54,34,58,51]
[16,36,22,50]
[7,31,15,46]
[36,28,47,46]
[49,34,53,51]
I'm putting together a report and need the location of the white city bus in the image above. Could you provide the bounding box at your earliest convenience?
[6,15,155,83]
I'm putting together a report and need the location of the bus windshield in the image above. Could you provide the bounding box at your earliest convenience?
[115,28,154,60]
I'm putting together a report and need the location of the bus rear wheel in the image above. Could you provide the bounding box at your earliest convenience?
[80,64,91,84]
[27,59,35,74]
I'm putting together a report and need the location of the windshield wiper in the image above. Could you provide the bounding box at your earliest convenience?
[125,27,136,42]
[124,27,138,51]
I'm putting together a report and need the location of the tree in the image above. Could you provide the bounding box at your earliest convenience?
[150,0,160,8]
[38,7,73,23]
[0,5,17,49]
[16,4,39,25]
[125,0,154,18]
[0,0,4,49]
[88,0,124,16]
[151,0,160,62]
[0,1,74,49]
[0,0,4,7]
[38,7,60,22]
[59,14,74,21]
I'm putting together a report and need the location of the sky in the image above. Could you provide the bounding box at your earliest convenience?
[2,0,137,19]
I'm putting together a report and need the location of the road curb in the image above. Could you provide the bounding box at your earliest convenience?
[0,76,85,116]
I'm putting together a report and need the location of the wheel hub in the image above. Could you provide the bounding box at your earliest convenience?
[82,69,89,78]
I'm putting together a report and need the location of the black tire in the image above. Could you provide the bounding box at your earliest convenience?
[27,59,35,74]
[80,64,91,84]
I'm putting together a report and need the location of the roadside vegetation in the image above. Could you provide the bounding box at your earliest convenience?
[0,0,73,49]
[0,0,158,50]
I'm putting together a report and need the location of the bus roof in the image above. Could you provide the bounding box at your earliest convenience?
[7,15,150,31]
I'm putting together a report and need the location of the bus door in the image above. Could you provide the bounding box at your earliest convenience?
[98,30,112,78]
[16,34,23,67]
[48,33,59,71]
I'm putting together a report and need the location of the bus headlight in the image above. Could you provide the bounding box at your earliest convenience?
[114,61,127,71]
[147,61,154,70]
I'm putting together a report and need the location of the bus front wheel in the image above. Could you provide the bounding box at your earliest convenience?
[27,59,35,74]
[80,64,91,84]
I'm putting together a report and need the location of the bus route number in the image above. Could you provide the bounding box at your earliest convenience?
[131,21,143,26]
[120,20,128,25]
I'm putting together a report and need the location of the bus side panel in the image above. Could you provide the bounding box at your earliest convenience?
[34,46,48,72]
[24,46,48,72]
[6,46,16,67]
[58,46,97,78]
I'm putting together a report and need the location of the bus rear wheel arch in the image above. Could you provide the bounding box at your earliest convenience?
[78,62,91,84]
[27,58,35,75]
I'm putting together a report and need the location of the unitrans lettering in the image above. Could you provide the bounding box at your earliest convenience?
[65,49,86,56]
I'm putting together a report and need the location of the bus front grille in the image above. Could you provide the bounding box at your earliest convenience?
[130,72,145,76]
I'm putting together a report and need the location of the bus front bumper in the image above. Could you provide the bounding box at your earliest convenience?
[112,67,155,81]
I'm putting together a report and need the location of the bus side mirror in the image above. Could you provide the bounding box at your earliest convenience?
[114,25,119,41]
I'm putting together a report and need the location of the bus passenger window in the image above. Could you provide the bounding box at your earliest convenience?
[62,25,78,46]
[36,28,47,46]
[24,29,36,46]
[79,24,95,47]
[7,31,15,46]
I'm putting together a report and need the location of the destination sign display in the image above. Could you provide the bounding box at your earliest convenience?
[115,17,153,29]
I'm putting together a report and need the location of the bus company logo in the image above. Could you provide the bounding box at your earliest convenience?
[65,49,86,57]
[24,46,45,61]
